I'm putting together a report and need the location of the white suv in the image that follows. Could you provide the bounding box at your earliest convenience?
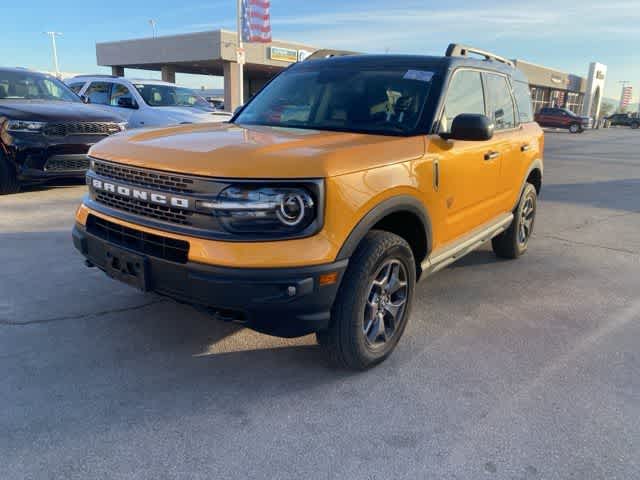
[66,76,231,129]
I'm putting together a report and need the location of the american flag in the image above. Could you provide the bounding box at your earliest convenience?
[620,86,633,110]
[242,0,272,43]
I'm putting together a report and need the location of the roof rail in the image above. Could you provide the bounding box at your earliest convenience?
[71,74,119,78]
[304,49,358,61]
[445,43,514,68]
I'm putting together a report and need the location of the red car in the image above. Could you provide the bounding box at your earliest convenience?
[534,107,591,134]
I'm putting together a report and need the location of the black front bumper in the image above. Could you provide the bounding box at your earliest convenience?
[72,223,348,337]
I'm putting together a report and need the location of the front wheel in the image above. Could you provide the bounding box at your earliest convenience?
[0,154,20,195]
[569,123,581,134]
[492,183,537,259]
[631,122,639,130]
[318,230,416,370]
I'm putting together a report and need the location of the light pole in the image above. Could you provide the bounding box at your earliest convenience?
[44,31,62,78]
[149,19,157,38]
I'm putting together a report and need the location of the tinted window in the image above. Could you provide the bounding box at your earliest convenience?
[110,83,134,106]
[85,82,112,105]
[133,83,211,109]
[513,81,533,123]
[236,66,432,136]
[485,73,516,130]
[439,70,485,133]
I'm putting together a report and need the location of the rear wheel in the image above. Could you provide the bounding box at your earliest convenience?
[569,123,581,134]
[631,122,639,130]
[0,154,20,195]
[318,230,416,370]
[492,183,537,259]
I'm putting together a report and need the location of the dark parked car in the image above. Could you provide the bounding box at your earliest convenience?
[0,67,127,194]
[605,113,639,129]
[534,107,591,133]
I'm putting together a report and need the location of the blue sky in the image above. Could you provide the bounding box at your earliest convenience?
[3,0,639,101]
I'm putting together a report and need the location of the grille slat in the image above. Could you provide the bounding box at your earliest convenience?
[96,192,193,226]
[86,215,189,264]
[44,122,120,137]
[93,160,196,194]
[44,156,90,172]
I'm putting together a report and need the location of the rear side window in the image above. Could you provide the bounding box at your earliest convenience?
[513,81,534,123]
[439,70,485,133]
[85,81,112,105]
[485,73,516,130]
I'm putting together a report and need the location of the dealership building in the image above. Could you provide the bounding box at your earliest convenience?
[96,29,606,118]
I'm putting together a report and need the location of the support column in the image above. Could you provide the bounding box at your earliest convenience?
[161,65,176,83]
[111,66,125,77]
[223,60,242,112]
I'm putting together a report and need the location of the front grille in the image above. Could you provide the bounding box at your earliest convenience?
[93,160,196,194]
[96,192,193,226]
[44,155,90,172]
[44,122,120,137]
[86,214,189,264]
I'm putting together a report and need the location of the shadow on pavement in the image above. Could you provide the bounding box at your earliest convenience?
[540,178,640,213]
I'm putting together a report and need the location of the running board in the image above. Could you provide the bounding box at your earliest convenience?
[420,213,514,279]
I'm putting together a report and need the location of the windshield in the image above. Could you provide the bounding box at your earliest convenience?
[0,70,80,102]
[133,83,212,109]
[235,65,433,135]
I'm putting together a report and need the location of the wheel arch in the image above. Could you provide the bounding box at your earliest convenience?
[513,159,543,210]
[336,195,432,275]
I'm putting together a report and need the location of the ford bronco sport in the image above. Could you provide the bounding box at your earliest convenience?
[73,44,544,369]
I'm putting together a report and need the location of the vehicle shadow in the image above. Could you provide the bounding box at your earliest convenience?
[541,178,640,213]
[19,178,85,193]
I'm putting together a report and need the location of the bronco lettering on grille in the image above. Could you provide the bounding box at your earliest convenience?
[91,178,191,209]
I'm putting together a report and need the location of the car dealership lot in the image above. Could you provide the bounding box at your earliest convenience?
[1,130,639,479]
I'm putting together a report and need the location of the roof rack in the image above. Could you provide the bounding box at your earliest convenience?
[445,44,514,68]
[304,49,358,61]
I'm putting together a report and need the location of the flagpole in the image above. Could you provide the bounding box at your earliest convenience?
[237,0,244,109]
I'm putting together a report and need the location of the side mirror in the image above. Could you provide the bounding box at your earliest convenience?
[80,94,90,104]
[440,114,494,141]
[117,97,138,109]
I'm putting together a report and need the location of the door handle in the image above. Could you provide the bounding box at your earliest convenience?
[484,151,500,161]
[521,144,531,152]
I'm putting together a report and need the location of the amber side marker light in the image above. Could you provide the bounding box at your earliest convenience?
[319,272,339,286]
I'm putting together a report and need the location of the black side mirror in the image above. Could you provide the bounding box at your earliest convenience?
[440,114,494,141]
[117,97,137,109]
[80,94,90,104]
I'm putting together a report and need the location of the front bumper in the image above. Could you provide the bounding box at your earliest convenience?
[72,223,348,337]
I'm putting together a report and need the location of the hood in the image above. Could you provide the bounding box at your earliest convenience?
[89,123,425,178]
[0,100,125,123]
[153,106,231,124]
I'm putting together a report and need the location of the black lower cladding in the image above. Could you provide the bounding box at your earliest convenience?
[73,219,347,337]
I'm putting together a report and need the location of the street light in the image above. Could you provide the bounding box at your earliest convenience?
[44,31,62,78]
[149,19,157,38]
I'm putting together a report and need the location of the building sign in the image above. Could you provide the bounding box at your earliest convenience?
[550,74,564,85]
[596,70,605,80]
[269,46,298,62]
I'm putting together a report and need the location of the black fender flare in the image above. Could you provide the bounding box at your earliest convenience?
[336,195,432,262]
[513,158,544,210]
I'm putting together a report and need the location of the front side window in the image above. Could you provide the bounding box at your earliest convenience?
[485,73,516,130]
[235,66,433,135]
[439,70,485,133]
[513,81,534,123]
[0,71,80,102]
[110,84,134,107]
[133,84,211,109]
[85,82,112,105]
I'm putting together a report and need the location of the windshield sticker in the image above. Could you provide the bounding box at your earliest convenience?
[403,70,434,82]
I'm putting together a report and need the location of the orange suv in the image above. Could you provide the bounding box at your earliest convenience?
[73,44,543,369]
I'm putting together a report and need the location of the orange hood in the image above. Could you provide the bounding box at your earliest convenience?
[89,123,425,178]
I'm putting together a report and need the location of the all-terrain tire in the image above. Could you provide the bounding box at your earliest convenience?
[492,183,537,259]
[317,230,416,370]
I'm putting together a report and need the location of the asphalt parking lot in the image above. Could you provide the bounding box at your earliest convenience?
[1,129,639,479]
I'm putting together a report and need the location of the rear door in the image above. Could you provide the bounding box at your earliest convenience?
[426,68,503,244]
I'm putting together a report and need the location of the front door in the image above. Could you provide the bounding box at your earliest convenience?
[426,69,502,245]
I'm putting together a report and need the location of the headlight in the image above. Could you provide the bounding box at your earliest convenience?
[6,120,46,133]
[198,184,318,235]
[117,122,128,131]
